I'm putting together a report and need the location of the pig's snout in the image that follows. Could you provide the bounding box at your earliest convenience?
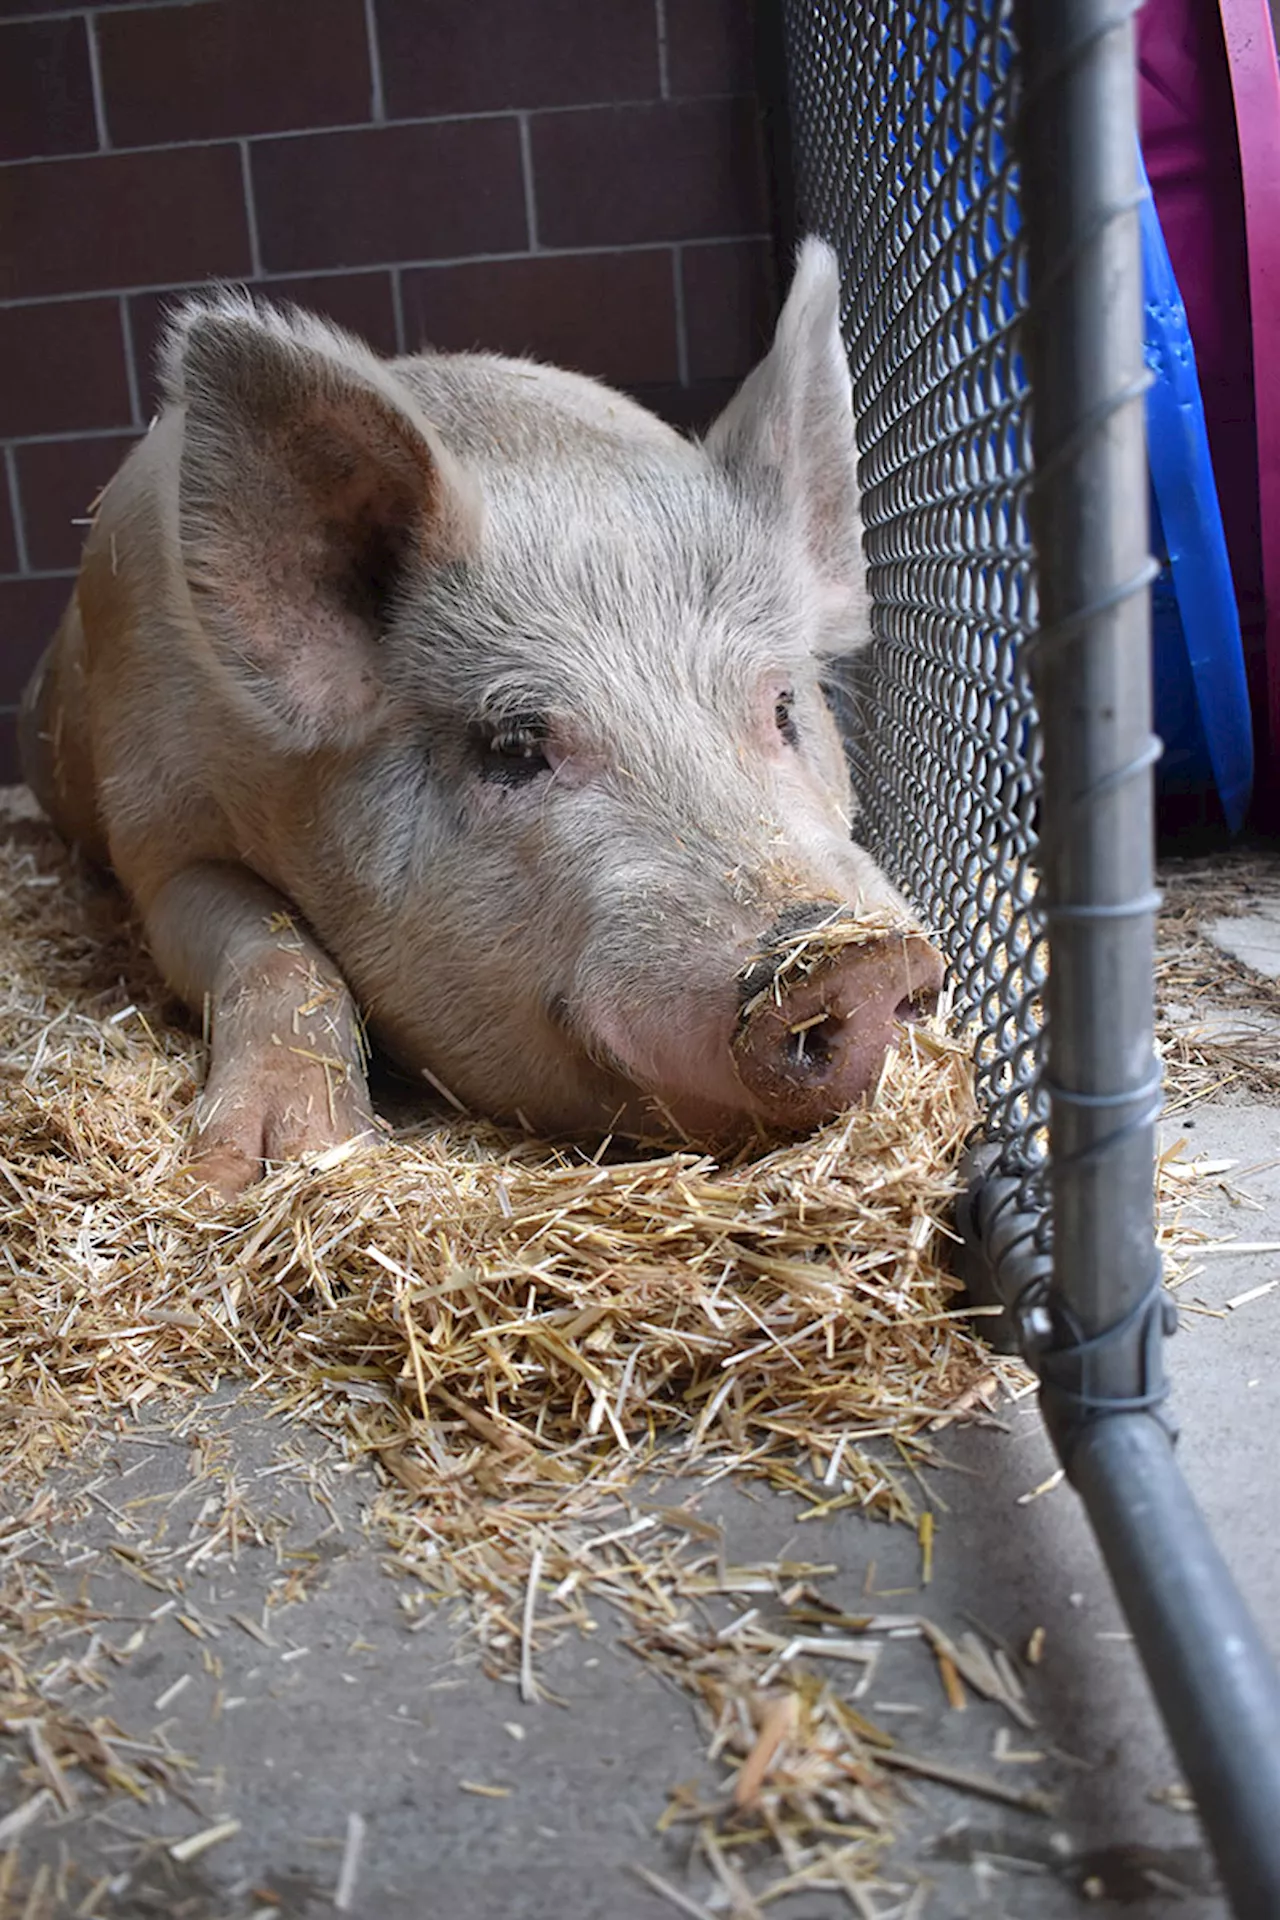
[732,903,946,1128]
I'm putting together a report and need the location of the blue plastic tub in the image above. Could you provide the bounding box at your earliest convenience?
[1140,145,1254,830]
[867,13,1252,828]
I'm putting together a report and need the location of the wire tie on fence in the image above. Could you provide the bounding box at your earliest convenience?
[1033,1257,1177,1466]
[1019,191,1149,312]
[1044,1066,1163,1115]
[1039,1072,1165,1179]
[1042,891,1163,923]
[1031,734,1163,871]
[1015,1,1144,122]
[1019,557,1160,661]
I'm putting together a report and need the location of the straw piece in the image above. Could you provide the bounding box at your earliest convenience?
[733,1694,798,1809]
[0,1792,52,1848]
[875,1748,1054,1813]
[936,1651,967,1711]
[169,1818,241,1864]
[631,1865,719,1920]
[333,1811,366,1912]
[519,1546,544,1706]
[1226,1280,1279,1310]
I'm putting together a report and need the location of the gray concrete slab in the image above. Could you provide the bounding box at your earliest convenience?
[1208,898,1280,979]
[0,1422,1208,1918]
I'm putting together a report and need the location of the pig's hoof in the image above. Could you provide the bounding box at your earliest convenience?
[180,1141,265,1204]
[182,1056,379,1198]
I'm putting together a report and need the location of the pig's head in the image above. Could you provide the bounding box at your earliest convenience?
[163,240,945,1145]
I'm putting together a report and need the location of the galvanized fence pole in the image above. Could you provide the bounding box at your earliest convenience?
[1013,3,1280,1912]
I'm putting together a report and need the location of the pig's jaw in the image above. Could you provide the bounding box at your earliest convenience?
[575,993,771,1142]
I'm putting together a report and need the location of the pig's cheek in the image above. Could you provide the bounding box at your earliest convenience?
[577,993,752,1115]
[771,764,855,857]
[461,779,551,830]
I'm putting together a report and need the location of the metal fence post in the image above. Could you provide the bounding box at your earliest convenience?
[1013,4,1280,1911]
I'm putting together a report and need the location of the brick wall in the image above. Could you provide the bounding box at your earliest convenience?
[0,0,779,781]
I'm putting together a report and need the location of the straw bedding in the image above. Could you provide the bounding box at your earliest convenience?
[0,787,995,1508]
[0,787,1031,1902]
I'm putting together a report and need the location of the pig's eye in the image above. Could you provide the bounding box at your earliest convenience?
[471,715,552,785]
[774,689,799,747]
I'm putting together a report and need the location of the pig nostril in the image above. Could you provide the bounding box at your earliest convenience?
[896,985,940,1024]
[786,1011,841,1073]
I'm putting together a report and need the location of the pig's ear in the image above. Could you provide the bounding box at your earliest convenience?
[161,294,480,748]
[704,238,871,645]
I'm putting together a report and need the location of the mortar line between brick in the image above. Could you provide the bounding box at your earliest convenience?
[2,427,138,449]
[4,449,32,576]
[239,141,264,279]
[0,94,748,170]
[517,114,539,252]
[0,235,772,313]
[84,10,110,151]
[119,294,143,427]
[362,0,386,123]
[655,0,670,99]
[672,246,690,388]
[389,267,406,355]
[3,2,194,15]
[0,565,77,585]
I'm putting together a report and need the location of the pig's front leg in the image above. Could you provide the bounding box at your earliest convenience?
[144,863,377,1198]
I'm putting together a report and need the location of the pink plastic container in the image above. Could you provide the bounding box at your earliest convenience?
[1138,0,1280,824]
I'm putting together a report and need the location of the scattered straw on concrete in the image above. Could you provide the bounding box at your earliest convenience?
[0,790,1032,1902]
[1156,849,1280,1108]
[6,799,1253,1903]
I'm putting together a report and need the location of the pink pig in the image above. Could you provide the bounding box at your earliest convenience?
[20,240,944,1195]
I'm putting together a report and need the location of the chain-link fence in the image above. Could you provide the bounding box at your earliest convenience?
[784,0,1048,1211]
[779,10,1280,1903]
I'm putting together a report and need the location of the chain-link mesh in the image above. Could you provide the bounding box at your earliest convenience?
[784,0,1048,1198]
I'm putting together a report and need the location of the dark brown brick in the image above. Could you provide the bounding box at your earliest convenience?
[0,17,97,161]
[262,272,401,352]
[97,0,371,146]
[0,709,20,786]
[0,469,17,574]
[15,433,137,572]
[0,146,252,300]
[0,1,178,13]
[0,574,75,708]
[0,300,133,436]
[531,100,767,248]
[376,0,657,116]
[252,120,528,273]
[626,377,740,435]
[665,0,758,96]
[682,239,775,381]
[130,270,400,411]
[401,250,679,384]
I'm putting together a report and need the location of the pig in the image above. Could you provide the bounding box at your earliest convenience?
[18,239,945,1197]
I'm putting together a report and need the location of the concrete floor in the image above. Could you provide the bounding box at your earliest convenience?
[2,880,1278,1918]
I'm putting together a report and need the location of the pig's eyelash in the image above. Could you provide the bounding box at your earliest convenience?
[774,689,799,748]
[469,713,552,786]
